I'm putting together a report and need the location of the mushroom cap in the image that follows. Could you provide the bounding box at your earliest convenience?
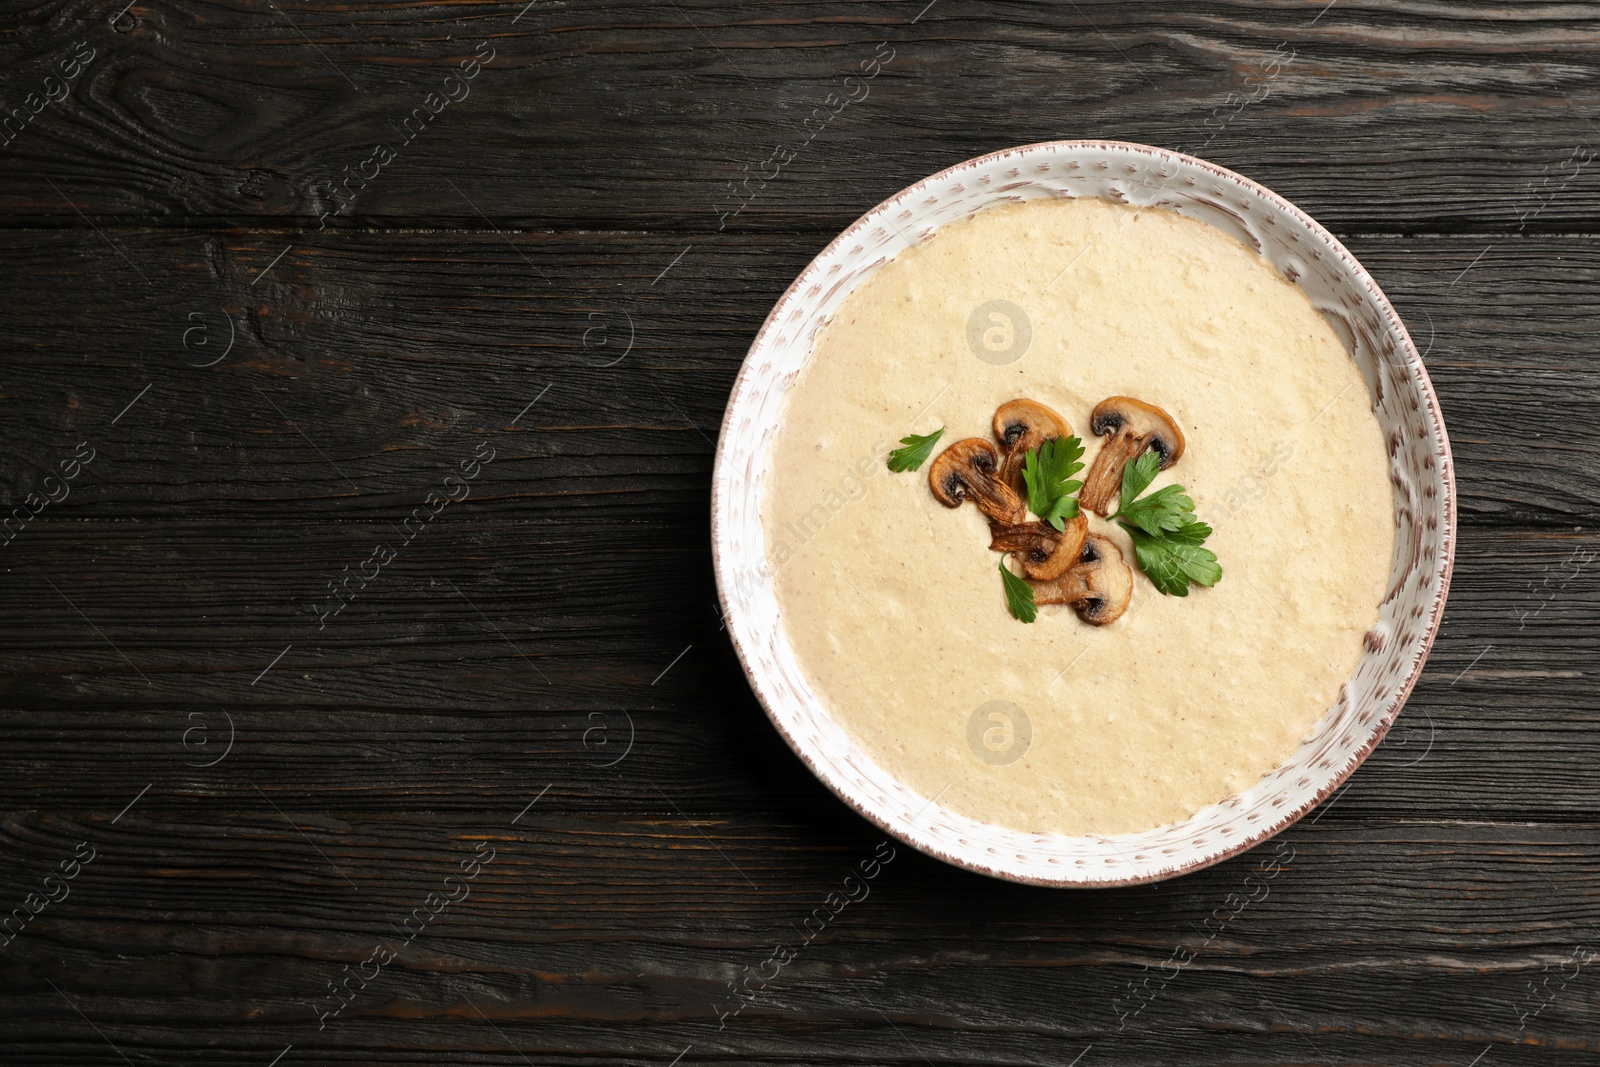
[927,437,1026,524]
[1028,533,1133,625]
[993,398,1072,496]
[993,398,1072,454]
[1089,395,1186,468]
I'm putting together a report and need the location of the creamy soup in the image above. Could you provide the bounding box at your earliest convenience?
[762,197,1394,837]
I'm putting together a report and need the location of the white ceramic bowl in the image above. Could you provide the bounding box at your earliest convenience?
[711,140,1455,886]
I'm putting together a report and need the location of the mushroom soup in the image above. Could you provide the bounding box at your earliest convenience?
[762,197,1394,836]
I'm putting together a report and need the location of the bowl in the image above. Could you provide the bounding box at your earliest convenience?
[710,140,1455,886]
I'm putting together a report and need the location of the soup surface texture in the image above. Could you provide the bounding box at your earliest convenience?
[763,197,1393,836]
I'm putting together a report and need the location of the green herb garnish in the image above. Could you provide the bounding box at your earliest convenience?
[1020,435,1085,531]
[999,560,1037,623]
[887,428,945,472]
[1108,452,1221,595]
[1122,522,1222,596]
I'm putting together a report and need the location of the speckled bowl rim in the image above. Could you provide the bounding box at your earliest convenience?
[711,139,1456,887]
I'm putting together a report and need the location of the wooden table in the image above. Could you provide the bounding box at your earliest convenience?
[2,2,1596,1063]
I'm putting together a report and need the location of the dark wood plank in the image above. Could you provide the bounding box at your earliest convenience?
[4,0,1600,232]
[0,228,1596,523]
[0,810,1598,1064]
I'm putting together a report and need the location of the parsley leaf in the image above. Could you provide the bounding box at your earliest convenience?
[1116,484,1196,536]
[1119,450,1162,506]
[999,560,1037,623]
[1108,454,1221,595]
[1020,436,1086,531]
[886,428,944,472]
[1161,517,1213,545]
[1121,523,1222,596]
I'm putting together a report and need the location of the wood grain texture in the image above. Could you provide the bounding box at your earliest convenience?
[2,813,1600,1064]
[4,0,1600,1063]
[6,0,1600,233]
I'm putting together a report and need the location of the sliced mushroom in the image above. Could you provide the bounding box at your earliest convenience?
[1028,533,1133,625]
[1027,513,1090,581]
[988,519,1057,559]
[992,398,1073,495]
[928,437,1025,524]
[990,514,1088,581]
[1077,396,1186,515]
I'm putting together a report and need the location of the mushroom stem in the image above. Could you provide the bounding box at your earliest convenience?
[988,520,1058,559]
[1078,433,1146,514]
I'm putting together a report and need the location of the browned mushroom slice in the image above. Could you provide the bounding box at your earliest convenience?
[991,513,1088,581]
[1029,533,1133,625]
[928,437,1026,524]
[1025,513,1088,581]
[988,519,1058,559]
[992,398,1072,495]
[1077,396,1186,515]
